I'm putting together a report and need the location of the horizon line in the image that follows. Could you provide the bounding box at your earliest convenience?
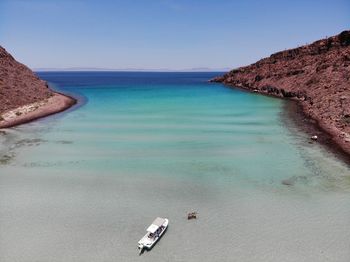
[33,67,231,72]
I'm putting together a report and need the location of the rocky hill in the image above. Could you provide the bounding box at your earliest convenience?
[212,30,350,156]
[0,46,75,128]
[0,46,54,113]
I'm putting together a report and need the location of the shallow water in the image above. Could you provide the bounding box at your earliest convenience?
[0,72,349,262]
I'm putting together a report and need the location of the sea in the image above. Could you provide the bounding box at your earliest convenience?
[0,72,349,262]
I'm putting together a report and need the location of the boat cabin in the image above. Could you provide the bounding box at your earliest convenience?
[138,217,169,254]
[146,217,166,239]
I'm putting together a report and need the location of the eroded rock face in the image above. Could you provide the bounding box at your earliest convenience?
[0,46,53,114]
[212,30,350,155]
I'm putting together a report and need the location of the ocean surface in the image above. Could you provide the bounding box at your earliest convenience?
[0,72,349,262]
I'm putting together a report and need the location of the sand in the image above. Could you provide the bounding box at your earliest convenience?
[0,92,76,129]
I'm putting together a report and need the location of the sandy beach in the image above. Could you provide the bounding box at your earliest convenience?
[0,92,76,129]
[0,45,77,128]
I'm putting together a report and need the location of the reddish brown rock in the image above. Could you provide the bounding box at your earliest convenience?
[0,46,76,127]
[0,46,54,113]
[212,30,350,156]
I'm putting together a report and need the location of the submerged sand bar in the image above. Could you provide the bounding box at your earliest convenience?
[0,92,76,129]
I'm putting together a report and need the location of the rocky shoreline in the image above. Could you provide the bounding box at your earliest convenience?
[0,46,76,128]
[284,100,350,164]
[211,30,350,157]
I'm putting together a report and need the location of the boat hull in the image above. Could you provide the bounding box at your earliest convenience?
[138,218,169,253]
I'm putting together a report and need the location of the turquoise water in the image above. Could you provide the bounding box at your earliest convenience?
[0,72,349,261]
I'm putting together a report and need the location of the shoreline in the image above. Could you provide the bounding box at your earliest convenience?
[210,31,350,160]
[0,91,77,129]
[284,99,350,165]
[220,83,350,162]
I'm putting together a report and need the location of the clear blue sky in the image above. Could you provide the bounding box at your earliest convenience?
[0,0,349,70]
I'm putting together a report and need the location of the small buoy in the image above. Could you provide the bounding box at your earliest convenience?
[311,135,318,141]
[187,212,197,220]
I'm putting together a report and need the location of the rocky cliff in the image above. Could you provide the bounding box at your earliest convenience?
[0,46,76,128]
[212,30,350,156]
[0,46,54,113]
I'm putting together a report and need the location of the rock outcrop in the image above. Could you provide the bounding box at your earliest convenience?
[0,46,54,113]
[212,30,350,156]
[0,46,76,127]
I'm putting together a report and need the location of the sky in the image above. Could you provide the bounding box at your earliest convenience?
[0,0,349,71]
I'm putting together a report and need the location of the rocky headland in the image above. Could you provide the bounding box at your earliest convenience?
[0,46,76,128]
[211,30,350,157]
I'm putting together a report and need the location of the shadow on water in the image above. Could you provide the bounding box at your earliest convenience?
[0,130,17,166]
[0,128,75,167]
[0,133,44,166]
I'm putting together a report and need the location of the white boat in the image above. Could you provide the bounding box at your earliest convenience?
[138,217,169,254]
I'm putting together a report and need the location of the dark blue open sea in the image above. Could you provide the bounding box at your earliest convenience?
[0,72,349,261]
